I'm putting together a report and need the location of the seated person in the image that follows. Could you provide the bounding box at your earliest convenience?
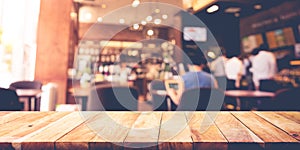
[165,56,218,106]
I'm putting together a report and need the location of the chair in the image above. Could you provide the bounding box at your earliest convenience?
[9,81,42,90]
[9,80,43,111]
[87,85,139,111]
[0,88,23,111]
[269,88,300,111]
[149,80,168,111]
[177,88,225,111]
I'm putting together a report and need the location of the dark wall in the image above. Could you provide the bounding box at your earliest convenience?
[193,10,240,57]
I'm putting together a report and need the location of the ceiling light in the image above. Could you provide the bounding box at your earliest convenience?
[234,13,240,17]
[154,19,161,25]
[155,8,160,13]
[207,51,216,59]
[254,4,262,10]
[162,14,168,19]
[132,0,140,7]
[141,20,147,25]
[207,5,219,13]
[224,7,241,13]
[146,16,153,22]
[147,29,154,36]
[133,24,140,30]
[119,18,125,24]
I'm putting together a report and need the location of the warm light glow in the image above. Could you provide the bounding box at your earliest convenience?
[70,12,77,18]
[141,20,147,25]
[207,51,216,59]
[193,0,216,12]
[147,29,154,36]
[101,4,107,9]
[207,4,219,13]
[84,12,92,20]
[155,8,160,13]
[132,0,140,7]
[234,13,240,17]
[154,19,161,25]
[133,23,140,30]
[119,18,125,24]
[254,4,262,10]
[162,14,168,19]
[146,16,152,22]
[97,17,103,22]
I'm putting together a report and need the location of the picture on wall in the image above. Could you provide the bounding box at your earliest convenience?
[242,34,263,53]
[266,27,296,49]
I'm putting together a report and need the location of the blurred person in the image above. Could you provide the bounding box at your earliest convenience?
[225,55,244,89]
[250,44,277,90]
[210,47,228,90]
[166,55,218,106]
[239,53,255,90]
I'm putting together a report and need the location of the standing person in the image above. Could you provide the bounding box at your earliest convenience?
[250,44,277,90]
[239,53,255,90]
[210,47,228,90]
[166,55,218,106]
[225,55,244,90]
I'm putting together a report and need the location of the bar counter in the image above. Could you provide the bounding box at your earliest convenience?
[0,111,299,150]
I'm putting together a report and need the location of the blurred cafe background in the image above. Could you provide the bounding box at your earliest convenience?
[0,0,300,111]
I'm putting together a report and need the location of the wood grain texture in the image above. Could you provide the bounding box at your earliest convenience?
[276,112,300,124]
[158,112,193,150]
[0,112,299,150]
[124,112,162,150]
[17,112,94,150]
[0,112,63,149]
[186,112,227,150]
[0,112,10,118]
[0,112,29,125]
[254,111,300,141]
[90,112,141,150]
[55,112,105,150]
[214,112,264,150]
[232,112,300,150]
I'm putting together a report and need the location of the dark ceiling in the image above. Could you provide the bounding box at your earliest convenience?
[201,0,297,18]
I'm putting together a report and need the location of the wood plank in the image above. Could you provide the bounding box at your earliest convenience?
[90,112,141,150]
[186,112,227,150]
[232,112,300,150]
[254,111,300,141]
[158,112,192,150]
[0,112,11,117]
[0,112,56,137]
[124,112,162,150]
[1,112,69,138]
[13,112,95,150]
[276,112,300,124]
[213,112,264,150]
[0,112,60,149]
[0,112,32,125]
[55,113,104,150]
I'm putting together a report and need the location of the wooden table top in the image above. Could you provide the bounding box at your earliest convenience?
[0,111,299,150]
[225,90,275,98]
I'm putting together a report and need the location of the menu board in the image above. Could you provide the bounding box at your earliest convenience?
[242,34,263,53]
[266,27,296,49]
